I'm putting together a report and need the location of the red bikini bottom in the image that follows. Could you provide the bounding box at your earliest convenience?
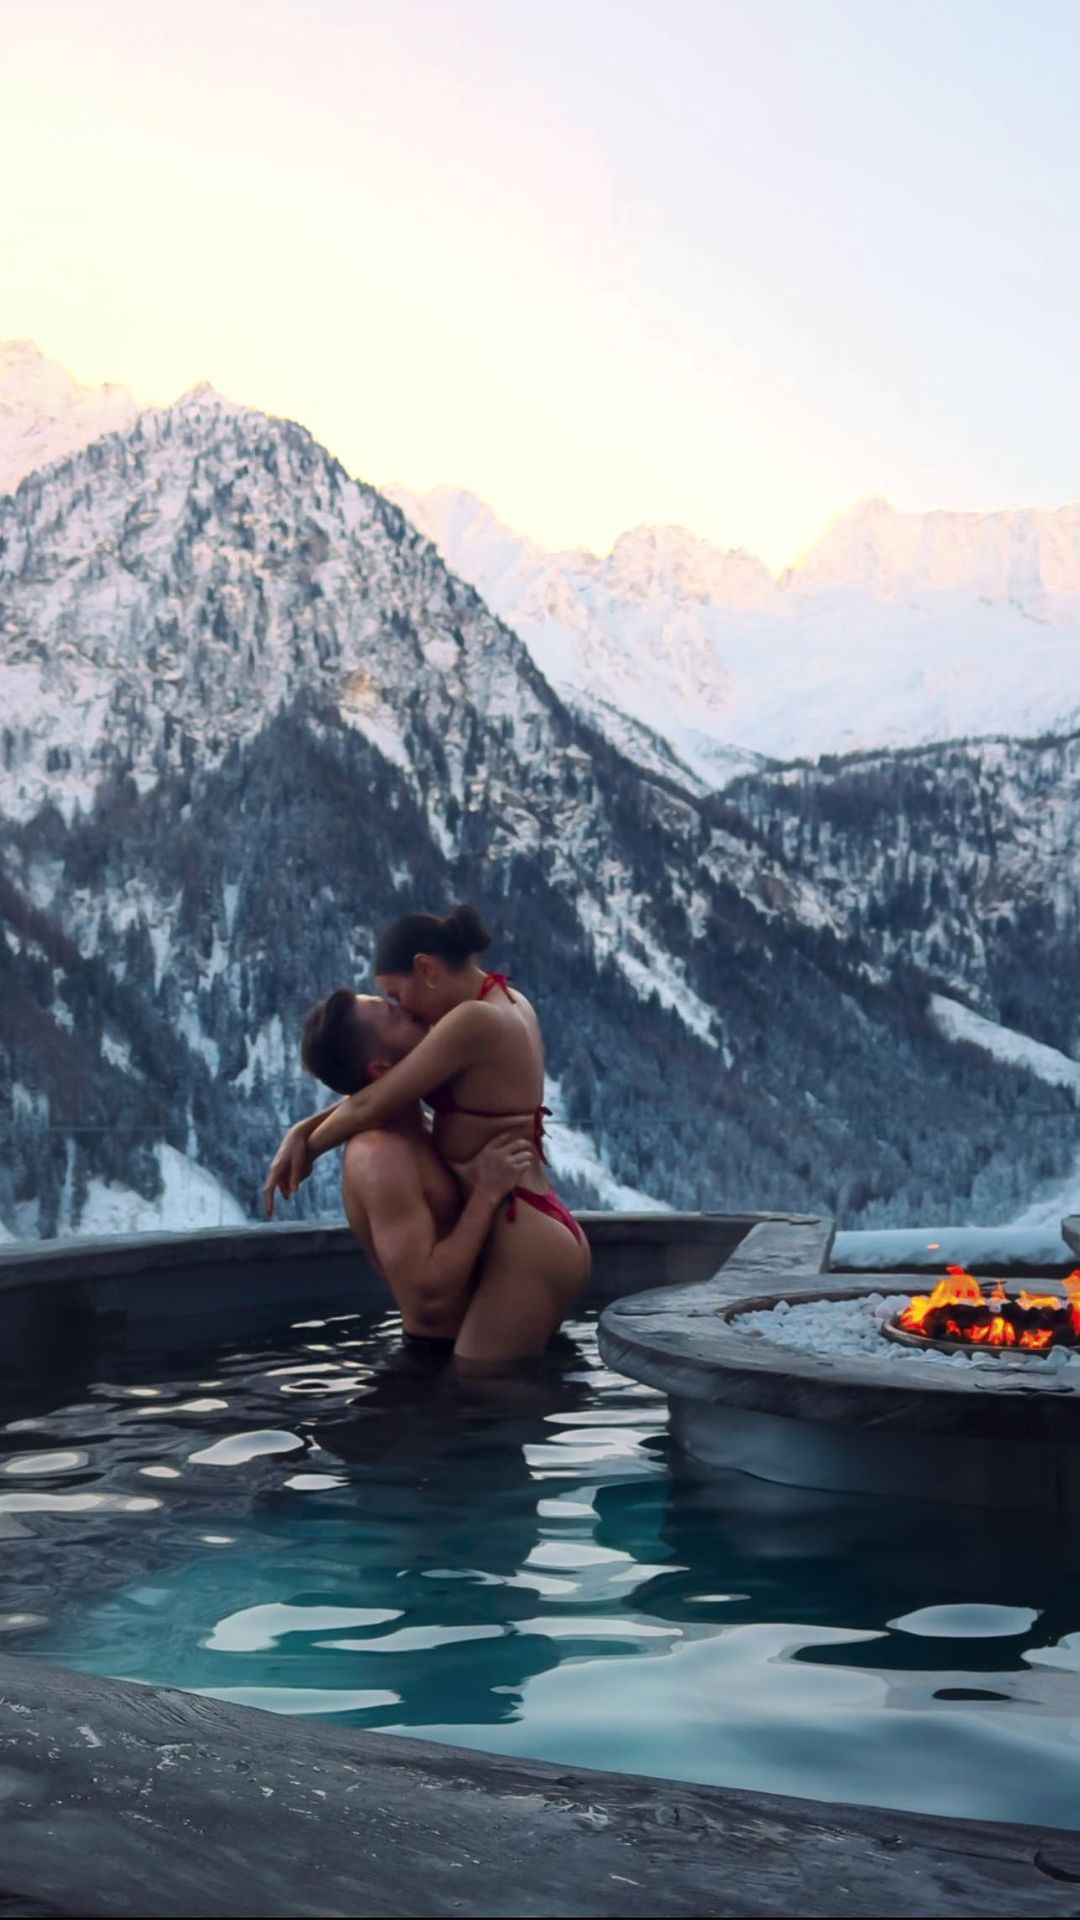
[505,1186,584,1243]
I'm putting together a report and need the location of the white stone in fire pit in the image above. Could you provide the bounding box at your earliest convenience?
[735,1292,1080,1371]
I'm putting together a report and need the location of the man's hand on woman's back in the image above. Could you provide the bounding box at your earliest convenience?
[456,1130,535,1203]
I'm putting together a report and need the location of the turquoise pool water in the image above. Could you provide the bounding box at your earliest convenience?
[4,1304,1080,1826]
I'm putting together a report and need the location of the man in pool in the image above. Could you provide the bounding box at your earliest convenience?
[263,989,533,1348]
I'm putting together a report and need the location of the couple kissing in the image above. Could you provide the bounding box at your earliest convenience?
[264,905,590,1363]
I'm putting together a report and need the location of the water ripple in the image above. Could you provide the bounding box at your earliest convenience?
[6,1307,1080,1830]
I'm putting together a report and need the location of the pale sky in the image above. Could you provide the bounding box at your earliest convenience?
[4,0,1079,567]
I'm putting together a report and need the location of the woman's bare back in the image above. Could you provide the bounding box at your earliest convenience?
[431,986,548,1184]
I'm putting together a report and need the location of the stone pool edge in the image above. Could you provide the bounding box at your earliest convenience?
[0,1211,771,1372]
[0,1211,767,1291]
[3,1654,1079,1919]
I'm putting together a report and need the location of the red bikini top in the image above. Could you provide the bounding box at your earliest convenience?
[428,972,550,1159]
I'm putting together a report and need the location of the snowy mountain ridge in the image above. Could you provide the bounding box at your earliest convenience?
[788,492,1080,604]
[0,395,842,996]
[1,389,557,838]
[8,345,1076,787]
[394,482,1080,613]
[5,343,1080,787]
[0,341,138,496]
[391,485,1080,779]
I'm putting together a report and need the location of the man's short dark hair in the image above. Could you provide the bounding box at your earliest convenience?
[301,989,374,1094]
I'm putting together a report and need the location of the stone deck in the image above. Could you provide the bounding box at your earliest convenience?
[4,1658,1080,1919]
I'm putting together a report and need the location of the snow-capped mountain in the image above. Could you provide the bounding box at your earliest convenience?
[390,486,1080,779]
[4,395,1080,1241]
[0,342,137,496]
[4,343,1078,788]
[789,493,1080,605]
[387,486,772,787]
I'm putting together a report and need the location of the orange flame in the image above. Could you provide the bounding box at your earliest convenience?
[896,1267,1080,1352]
[1019,1328,1054,1352]
[897,1265,982,1333]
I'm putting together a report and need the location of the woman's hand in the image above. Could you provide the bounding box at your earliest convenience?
[456,1130,535,1204]
[263,1122,315,1217]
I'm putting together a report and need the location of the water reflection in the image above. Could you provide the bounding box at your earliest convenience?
[286,1343,615,1728]
[608,1462,1080,1674]
[4,1308,1080,1825]
[3,1450,89,1476]
[889,1604,1041,1638]
[188,1429,305,1466]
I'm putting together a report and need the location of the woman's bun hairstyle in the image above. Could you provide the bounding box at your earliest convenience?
[374,903,492,975]
[439,903,492,965]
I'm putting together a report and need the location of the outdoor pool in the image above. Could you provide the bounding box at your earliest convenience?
[4,1303,1080,1828]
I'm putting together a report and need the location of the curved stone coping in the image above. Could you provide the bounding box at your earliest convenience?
[0,1211,764,1293]
[0,1217,775,1358]
[3,1658,1079,1919]
[598,1213,836,1395]
[603,1275,1080,1444]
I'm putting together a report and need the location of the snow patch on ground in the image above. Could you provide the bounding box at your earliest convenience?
[834,1222,1076,1270]
[11,1083,49,1124]
[72,1144,246,1237]
[93,881,180,991]
[236,1016,288,1095]
[100,1032,132,1073]
[910,997,1080,1257]
[177,1001,220,1073]
[575,892,717,1046]
[930,994,1080,1095]
[544,1076,669,1211]
[1007,1162,1080,1238]
[0,661,112,824]
[339,677,413,774]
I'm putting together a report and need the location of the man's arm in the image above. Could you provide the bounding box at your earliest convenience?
[308,1003,492,1162]
[350,1131,531,1330]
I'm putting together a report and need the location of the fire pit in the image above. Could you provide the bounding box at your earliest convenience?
[884,1266,1080,1358]
[600,1218,1080,1510]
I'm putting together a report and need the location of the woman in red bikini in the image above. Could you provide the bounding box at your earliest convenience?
[268,905,590,1361]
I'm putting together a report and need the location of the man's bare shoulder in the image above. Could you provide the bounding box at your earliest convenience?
[343,1130,422,1190]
